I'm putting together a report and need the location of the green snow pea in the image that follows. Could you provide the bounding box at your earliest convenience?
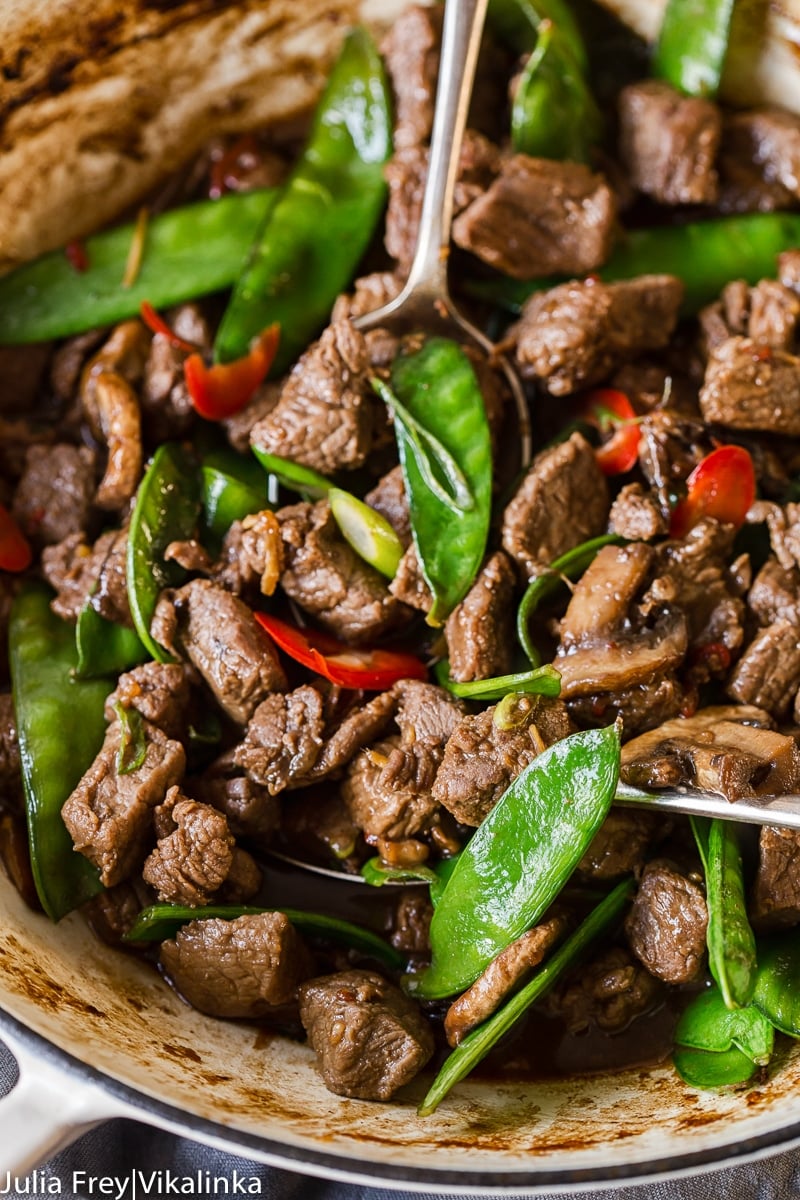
[381,338,493,626]
[517,534,624,666]
[653,0,736,98]
[409,723,621,999]
[214,28,392,372]
[511,21,601,163]
[9,584,108,920]
[200,446,268,546]
[0,190,278,345]
[692,816,757,1009]
[75,600,149,680]
[418,877,634,1115]
[251,449,332,500]
[127,442,202,663]
[674,985,773,1064]
[125,903,403,970]
[672,1043,759,1089]
[487,0,587,71]
[752,935,800,1037]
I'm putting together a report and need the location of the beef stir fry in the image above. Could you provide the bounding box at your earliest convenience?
[5,0,800,1110]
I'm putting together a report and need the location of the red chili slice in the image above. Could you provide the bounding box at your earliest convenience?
[184,324,280,420]
[577,387,641,476]
[139,301,199,353]
[670,445,756,538]
[64,240,90,273]
[254,612,427,689]
[0,505,33,573]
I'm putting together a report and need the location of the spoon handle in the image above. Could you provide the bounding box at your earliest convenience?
[616,782,800,831]
[402,0,489,304]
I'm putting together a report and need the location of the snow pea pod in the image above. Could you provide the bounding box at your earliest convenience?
[0,190,278,345]
[674,985,773,1064]
[214,28,392,372]
[410,723,621,999]
[511,21,601,163]
[75,600,149,680]
[653,0,736,98]
[672,1043,758,1089]
[127,442,202,663]
[418,877,633,1115]
[383,339,493,626]
[200,446,268,547]
[752,934,800,1037]
[487,0,587,71]
[125,903,403,970]
[9,584,108,920]
[692,816,757,1009]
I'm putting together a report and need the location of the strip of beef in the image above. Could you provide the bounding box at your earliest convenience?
[380,3,443,150]
[717,111,797,213]
[248,322,373,474]
[160,912,314,1019]
[364,466,411,547]
[617,79,720,205]
[150,579,286,725]
[433,696,574,826]
[41,530,126,624]
[303,689,398,782]
[751,826,800,930]
[444,912,567,1046]
[700,337,800,435]
[342,737,438,841]
[625,860,708,985]
[385,132,500,269]
[0,692,21,806]
[12,443,96,546]
[501,433,610,578]
[545,945,663,1034]
[142,788,235,906]
[452,155,616,280]
[511,275,683,396]
[233,686,326,795]
[575,810,663,882]
[141,303,209,441]
[720,107,800,201]
[568,674,686,738]
[105,661,192,741]
[445,551,516,682]
[191,753,280,841]
[390,891,433,956]
[726,621,800,718]
[388,543,433,613]
[393,678,465,746]
[299,969,434,1101]
[700,278,800,356]
[620,706,800,798]
[61,718,186,887]
[277,499,409,644]
[748,558,800,627]
[608,483,668,542]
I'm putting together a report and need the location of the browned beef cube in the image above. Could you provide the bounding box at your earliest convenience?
[41,530,115,624]
[545,946,663,1034]
[392,679,465,746]
[700,336,800,434]
[575,810,662,882]
[143,788,234,906]
[625,860,708,985]
[191,757,280,841]
[501,433,609,577]
[13,443,96,546]
[249,322,373,474]
[381,4,443,150]
[342,737,438,841]
[779,250,800,292]
[222,381,281,455]
[608,483,667,542]
[0,344,51,413]
[717,112,796,213]
[511,275,683,396]
[445,551,516,683]
[388,543,433,613]
[432,698,573,826]
[105,662,192,741]
[142,304,210,440]
[299,969,434,1100]
[751,825,800,929]
[304,690,398,782]
[722,108,800,201]
[700,279,800,356]
[277,499,409,644]
[618,80,720,205]
[89,527,132,627]
[452,156,616,280]
[568,674,686,739]
[151,579,286,725]
[84,882,144,947]
[390,892,433,956]
[748,558,800,627]
[160,912,314,1018]
[233,686,326,794]
[61,719,186,887]
[727,621,800,717]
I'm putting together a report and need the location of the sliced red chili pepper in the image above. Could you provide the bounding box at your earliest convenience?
[254,612,427,689]
[577,387,641,475]
[139,301,198,353]
[184,324,280,421]
[670,445,756,538]
[64,240,89,273]
[0,505,33,573]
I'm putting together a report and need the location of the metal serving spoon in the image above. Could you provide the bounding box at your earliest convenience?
[353,0,532,464]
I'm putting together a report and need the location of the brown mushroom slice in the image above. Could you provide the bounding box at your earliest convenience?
[620,705,800,800]
[556,610,687,699]
[560,542,655,647]
[82,370,143,511]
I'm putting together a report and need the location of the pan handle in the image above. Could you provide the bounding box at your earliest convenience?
[0,1031,129,1174]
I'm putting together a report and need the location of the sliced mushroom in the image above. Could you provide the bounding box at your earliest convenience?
[556,609,688,699]
[560,542,654,647]
[83,370,143,511]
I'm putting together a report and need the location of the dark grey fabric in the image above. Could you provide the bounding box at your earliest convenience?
[1,1037,799,1200]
